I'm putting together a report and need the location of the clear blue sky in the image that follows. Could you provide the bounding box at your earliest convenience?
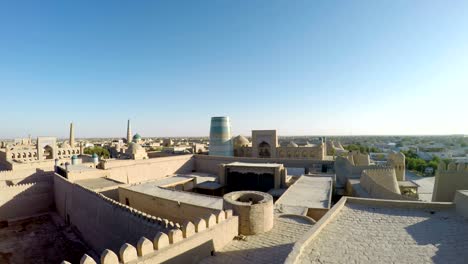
[1,0,467,138]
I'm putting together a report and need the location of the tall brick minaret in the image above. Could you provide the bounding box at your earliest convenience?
[69,122,75,147]
[127,119,132,144]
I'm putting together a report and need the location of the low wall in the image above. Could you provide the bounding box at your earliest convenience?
[0,169,54,185]
[102,155,195,183]
[74,210,238,264]
[0,181,54,220]
[119,187,223,224]
[194,155,333,175]
[9,159,56,171]
[53,174,175,253]
[66,167,109,182]
[433,163,468,202]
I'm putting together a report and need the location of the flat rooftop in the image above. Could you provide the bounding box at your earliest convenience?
[75,177,124,190]
[152,172,218,187]
[226,162,283,168]
[201,215,313,264]
[296,199,468,263]
[122,182,223,210]
[275,175,333,215]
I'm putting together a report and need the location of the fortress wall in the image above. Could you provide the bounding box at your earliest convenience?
[53,174,175,253]
[0,182,54,220]
[0,168,54,183]
[10,160,56,171]
[361,168,400,194]
[360,169,416,201]
[335,156,383,187]
[103,155,195,183]
[66,168,109,182]
[194,155,332,176]
[75,211,239,264]
[118,187,223,224]
[433,163,468,202]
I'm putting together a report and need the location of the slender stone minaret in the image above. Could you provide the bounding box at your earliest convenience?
[69,122,75,147]
[127,119,132,144]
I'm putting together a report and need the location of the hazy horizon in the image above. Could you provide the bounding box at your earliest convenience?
[1,1,467,138]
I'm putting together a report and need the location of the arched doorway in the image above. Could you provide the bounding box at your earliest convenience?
[258,141,271,158]
[43,145,54,160]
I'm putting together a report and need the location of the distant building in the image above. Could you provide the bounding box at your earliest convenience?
[209,116,233,157]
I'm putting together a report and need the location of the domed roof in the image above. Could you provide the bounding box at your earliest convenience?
[287,141,299,147]
[128,142,143,154]
[92,153,98,158]
[133,133,142,140]
[233,135,250,147]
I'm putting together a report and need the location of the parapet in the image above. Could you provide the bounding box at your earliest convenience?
[70,209,236,264]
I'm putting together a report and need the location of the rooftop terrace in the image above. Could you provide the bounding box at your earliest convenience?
[295,198,468,264]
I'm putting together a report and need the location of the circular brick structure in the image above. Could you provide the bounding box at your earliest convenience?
[223,191,274,235]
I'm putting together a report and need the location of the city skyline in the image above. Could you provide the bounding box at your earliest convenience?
[1,1,468,138]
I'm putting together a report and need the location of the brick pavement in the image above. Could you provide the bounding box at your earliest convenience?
[201,215,313,264]
[297,203,468,264]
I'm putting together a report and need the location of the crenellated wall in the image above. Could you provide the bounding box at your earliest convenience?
[433,162,468,202]
[67,210,238,264]
[0,181,54,220]
[335,156,387,187]
[53,174,177,253]
[102,155,195,183]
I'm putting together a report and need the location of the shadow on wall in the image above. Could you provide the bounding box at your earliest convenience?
[0,182,54,220]
[201,243,295,264]
[405,211,468,264]
[161,240,215,264]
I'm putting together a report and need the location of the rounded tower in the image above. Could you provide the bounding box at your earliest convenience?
[209,116,233,157]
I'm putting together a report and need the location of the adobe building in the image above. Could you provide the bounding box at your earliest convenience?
[233,130,326,160]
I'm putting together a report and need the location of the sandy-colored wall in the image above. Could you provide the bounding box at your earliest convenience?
[0,169,54,185]
[361,168,400,194]
[335,156,386,187]
[307,208,329,222]
[433,163,468,202]
[194,155,333,176]
[10,159,56,171]
[75,211,239,264]
[454,190,468,218]
[0,181,54,220]
[53,174,173,253]
[103,155,195,184]
[119,187,223,224]
[359,170,416,201]
[66,168,109,182]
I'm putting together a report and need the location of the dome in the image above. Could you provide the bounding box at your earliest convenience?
[233,135,250,147]
[287,141,298,147]
[128,142,143,154]
[92,153,98,158]
[133,133,142,141]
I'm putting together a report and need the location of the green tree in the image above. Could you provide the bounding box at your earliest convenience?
[84,146,110,159]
